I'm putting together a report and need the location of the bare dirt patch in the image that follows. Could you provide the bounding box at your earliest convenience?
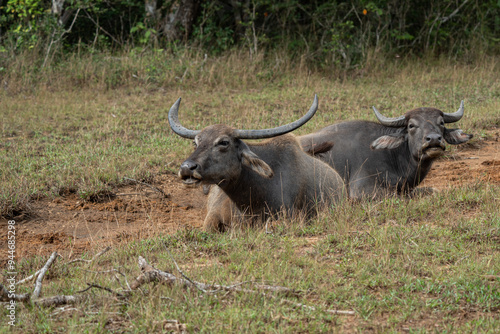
[0,173,206,264]
[1,130,499,263]
[422,130,500,190]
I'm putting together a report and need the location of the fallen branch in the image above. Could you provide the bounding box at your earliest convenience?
[0,283,30,302]
[17,252,64,285]
[130,256,177,290]
[77,283,127,299]
[16,269,42,286]
[34,295,86,307]
[131,256,299,296]
[67,246,111,265]
[33,252,59,299]
[131,256,354,316]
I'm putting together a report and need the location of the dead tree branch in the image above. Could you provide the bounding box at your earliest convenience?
[0,283,30,302]
[32,252,59,299]
[77,283,127,299]
[34,295,86,307]
[16,269,42,286]
[131,256,298,295]
[130,255,355,315]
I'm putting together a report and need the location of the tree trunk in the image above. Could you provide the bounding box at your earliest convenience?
[162,0,200,42]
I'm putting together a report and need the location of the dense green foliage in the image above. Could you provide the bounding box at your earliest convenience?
[1,0,499,69]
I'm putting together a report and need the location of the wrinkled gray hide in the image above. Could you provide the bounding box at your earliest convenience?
[300,104,473,199]
[185,128,345,232]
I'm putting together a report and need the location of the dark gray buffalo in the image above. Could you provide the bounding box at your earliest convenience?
[299,102,473,199]
[168,95,345,231]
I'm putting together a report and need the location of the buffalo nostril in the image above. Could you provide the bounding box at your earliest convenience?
[181,160,198,171]
[179,160,200,179]
[426,134,442,142]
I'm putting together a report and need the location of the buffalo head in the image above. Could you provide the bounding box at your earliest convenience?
[168,96,319,188]
[370,101,473,161]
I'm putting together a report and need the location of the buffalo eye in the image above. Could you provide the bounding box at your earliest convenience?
[440,120,445,126]
[408,124,416,130]
[192,141,197,148]
[217,140,230,147]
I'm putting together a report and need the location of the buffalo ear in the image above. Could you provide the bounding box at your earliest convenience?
[444,128,473,145]
[239,142,274,178]
[370,134,405,150]
[302,140,334,156]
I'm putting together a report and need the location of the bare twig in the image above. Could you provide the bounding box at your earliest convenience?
[67,246,111,265]
[124,177,168,198]
[440,0,469,23]
[43,8,81,68]
[77,283,127,299]
[89,246,112,260]
[115,268,132,291]
[163,243,207,293]
[84,9,123,46]
[82,269,117,274]
[16,269,42,286]
[455,255,470,265]
[50,306,81,317]
[265,218,273,234]
[33,252,59,299]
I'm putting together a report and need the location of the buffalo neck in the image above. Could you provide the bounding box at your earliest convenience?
[217,161,273,218]
[388,140,434,192]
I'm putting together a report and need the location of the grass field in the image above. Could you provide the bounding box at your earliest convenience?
[1,50,499,332]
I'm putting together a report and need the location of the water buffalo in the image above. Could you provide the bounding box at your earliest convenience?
[299,101,473,199]
[168,95,345,231]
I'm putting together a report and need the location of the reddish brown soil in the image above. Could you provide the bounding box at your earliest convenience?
[422,130,500,189]
[0,173,206,263]
[0,130,498,263]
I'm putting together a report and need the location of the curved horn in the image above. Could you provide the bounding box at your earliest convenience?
[372,106,406,127]
[234,94,319,139]
[443,100,464,123]
[168,98,201,139]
